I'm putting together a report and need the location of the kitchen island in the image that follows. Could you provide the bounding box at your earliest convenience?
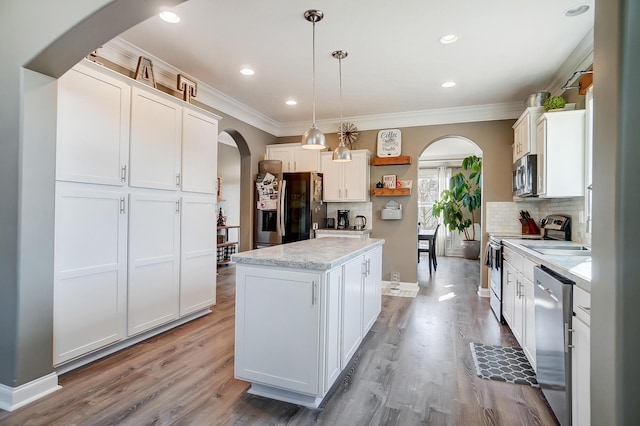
[232,237,384,408]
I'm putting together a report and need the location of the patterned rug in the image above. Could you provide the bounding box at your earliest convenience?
[381,283,419,298]
[469,342,538,387]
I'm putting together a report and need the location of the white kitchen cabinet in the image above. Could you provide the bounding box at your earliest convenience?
[572,286,591,426]
[180,196,217,316]
[235,267,321,395]
[536,110,585,197]
[512,107,543,162]
[127,193,181,336]
[321,150,371,202]
[234,240,383,408]
[130,87,182,191]
[503,247,537,369]
[56,63,130,186]
[324,267,343,391]
[266,143,322,172]
[342,255,364,367]
[53,185,127,365]
[362,245,382,335]
[181,108,219,194]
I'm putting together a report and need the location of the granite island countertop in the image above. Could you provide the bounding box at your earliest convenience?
[232,237,385,270]
[500,239,591,292]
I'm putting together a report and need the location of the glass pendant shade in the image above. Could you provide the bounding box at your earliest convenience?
[301,10,327,150]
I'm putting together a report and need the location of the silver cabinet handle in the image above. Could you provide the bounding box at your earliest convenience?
[578,305,591,315]
[176,173,181,187]
[311,281,317,305]
[121,165,127,182]
[294,161,297,171]
[120,197,126,214]
[176,199,180,213]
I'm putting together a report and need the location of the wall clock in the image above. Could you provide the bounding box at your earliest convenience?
[338,122,359,149]
[377,129,401,157]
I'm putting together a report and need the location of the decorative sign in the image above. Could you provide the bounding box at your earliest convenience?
[134,56,157,88]
[382,174,397,189]
[377,129,402,157]
[177,74,198,103]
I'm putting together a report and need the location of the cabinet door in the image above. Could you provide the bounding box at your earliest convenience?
[267,146,293,172]
[536,120,547,195]
[182,108,218,193]
[502,261,516,328]
[53,186,127,365]
[522,277,536,369]
[320,152,344,201]
[235,266,321,395]
[130,87,182,190]
[362,246,382,335]
[513,120,523,162]
[342,256,364,367]
[293,146,320,172]
[57,65,130,186]
[128,193,181,335]
[513,272,524,343]
[325,267,342,392]
[343,151,369,202]
[572,316,591,426]
[180,196,216,316]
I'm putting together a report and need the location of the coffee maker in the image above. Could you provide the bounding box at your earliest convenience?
[337,210,350,230]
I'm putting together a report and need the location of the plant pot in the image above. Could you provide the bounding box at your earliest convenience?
[461,240,480,260]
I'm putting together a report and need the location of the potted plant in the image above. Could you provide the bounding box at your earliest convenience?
[432,155,482,259]
[543,95,567,112]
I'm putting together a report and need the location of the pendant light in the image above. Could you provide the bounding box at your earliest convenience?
[301,9,327,150]
[332,50,352,162]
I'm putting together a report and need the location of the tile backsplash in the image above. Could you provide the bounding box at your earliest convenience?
[486,197,590,245]
[326,202,373,229]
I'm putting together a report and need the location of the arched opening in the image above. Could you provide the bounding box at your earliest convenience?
[218,129,252,252]
[417,136,483,279]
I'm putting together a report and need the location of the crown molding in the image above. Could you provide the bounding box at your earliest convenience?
[99,38,281,135]
[98,38,543,138]
[278,102,525,136]
[546,28,594,96]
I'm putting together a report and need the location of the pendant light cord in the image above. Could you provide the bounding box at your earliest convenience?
[312,19,317,127]
[338,56,344,145]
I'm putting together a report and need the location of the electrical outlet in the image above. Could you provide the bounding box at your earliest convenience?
[312,222,318,230]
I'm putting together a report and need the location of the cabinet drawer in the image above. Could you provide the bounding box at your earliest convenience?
[522,258,536,282]
[503,248,522,271]
[573,286,591,326]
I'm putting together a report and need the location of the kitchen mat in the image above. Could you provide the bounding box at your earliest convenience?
[469,342,538,387]
[382,283,419,298]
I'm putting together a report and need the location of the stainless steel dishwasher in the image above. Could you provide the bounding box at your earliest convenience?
[534,265,574,426]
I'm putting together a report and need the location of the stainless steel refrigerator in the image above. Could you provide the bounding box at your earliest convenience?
[255,160,326,248]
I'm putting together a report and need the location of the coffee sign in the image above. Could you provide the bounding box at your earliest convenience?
[377,129,401,157]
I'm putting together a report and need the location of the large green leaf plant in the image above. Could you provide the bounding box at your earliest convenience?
[432,155,482,241]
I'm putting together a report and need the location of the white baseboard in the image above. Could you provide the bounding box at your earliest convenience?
[477,287,491,298]
[381,280,419,290]
[0,372,60,412]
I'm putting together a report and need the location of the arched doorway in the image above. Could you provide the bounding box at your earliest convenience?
[417,136,482,272]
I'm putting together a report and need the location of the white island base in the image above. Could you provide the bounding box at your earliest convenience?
[232,237,384,408]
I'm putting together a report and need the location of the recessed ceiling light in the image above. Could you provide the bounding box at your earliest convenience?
[564,4,590,17]
[240,68,255,76]
[159,11,180,23]
[285,100,297,106]
[439,34,459,44]
[441,81,456,88]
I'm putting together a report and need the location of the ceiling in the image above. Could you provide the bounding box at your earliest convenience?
[117,0,594,135]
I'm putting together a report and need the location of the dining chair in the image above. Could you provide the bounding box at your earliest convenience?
[418,223,440,274]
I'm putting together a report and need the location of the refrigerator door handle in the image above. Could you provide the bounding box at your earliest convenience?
[279,179,287,236]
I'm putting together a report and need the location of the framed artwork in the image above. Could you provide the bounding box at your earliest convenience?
[383,175,397,189]
[377,129,402,157]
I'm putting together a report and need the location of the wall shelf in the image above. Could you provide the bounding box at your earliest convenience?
[372,156,411,166]
[371,188,411,196]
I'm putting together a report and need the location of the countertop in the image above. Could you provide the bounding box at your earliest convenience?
[500,238,591,292]
[232,237,385,270]
[315,228,372,236]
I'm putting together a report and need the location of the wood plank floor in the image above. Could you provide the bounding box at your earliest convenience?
[0,257,559,425]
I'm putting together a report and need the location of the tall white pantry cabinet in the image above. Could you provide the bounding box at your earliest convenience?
[53,61,220,366]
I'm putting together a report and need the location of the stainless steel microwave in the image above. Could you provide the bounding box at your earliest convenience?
[513,154,537,197]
